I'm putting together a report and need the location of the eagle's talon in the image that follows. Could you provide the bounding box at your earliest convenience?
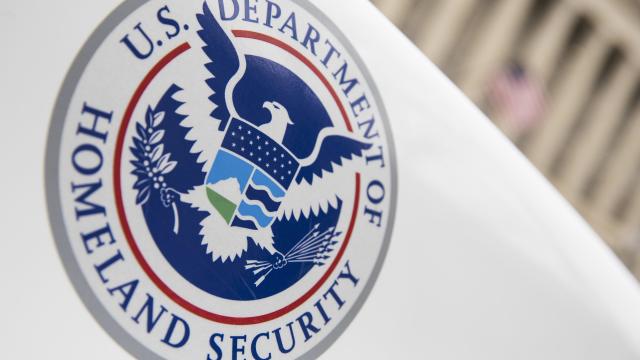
[272,251,287,270]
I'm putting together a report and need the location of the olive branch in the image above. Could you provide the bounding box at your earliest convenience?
[130,107,180,233]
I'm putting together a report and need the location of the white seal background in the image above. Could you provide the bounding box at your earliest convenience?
[44,0,397,358]
[117,31,366,319]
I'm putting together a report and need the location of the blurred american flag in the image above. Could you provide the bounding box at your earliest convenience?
[488,63,546,137]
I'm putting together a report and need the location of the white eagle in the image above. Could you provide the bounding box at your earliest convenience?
[159,3,371,273]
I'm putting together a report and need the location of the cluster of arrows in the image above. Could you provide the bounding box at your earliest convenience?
[245,224,342,287]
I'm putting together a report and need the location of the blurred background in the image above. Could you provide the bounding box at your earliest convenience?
[372,0,640,278]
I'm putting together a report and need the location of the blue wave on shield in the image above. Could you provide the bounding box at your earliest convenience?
[237,201,274,228]
[251,170,285,198]
[230,216,258,230]
[245,185,281,212]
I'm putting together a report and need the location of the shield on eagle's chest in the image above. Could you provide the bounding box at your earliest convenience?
[205,118,300,230]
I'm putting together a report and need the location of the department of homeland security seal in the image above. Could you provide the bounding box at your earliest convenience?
[46,0,396,358]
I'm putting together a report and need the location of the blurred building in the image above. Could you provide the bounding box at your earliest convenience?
[373,0,640,278]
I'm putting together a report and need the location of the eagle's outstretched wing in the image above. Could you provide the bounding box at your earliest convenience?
[276,132,372,220]
[178,3,243,174]
[182,185,274,262]
[197,2,240,130]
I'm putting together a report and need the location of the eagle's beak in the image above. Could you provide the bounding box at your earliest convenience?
[263,101,294,125]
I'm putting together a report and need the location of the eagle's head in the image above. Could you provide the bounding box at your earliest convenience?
[263,101,293,125]
[260,101,294,142]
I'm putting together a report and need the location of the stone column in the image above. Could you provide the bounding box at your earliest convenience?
[621,169,640,233]
[374,0,415,28]
[457,0,535,103]
[519,1,576,83]
[526,34,609,174]
[593,104,640,216]
[557,62,637,201]
[413,0,478,66]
